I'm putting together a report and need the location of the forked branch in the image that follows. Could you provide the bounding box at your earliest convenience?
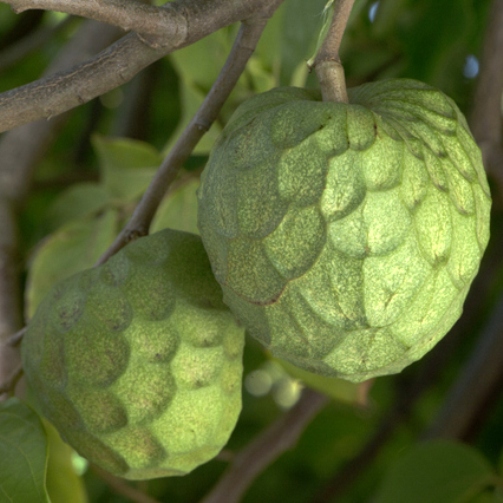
[0,0,280,133]
[98,4,283,263]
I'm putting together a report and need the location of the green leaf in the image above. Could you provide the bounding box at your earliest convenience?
[92,135,160,202]
[0,398,50,503]
[170,28,234,90]
[375,440,496,503]
[246,57,277,94]
[46,183,110,230]
[279,0,327,85]
[25,209,119,318]
[151,178,200,235]
[44,421,87,503]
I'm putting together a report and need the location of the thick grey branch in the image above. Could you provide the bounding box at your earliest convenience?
[98,4,283,263]
[1,0,187,48]
[0,0,279,133]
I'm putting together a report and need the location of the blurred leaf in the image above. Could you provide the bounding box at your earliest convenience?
[25,209,119,318]
[170,28,234,90]
[0,399,50,503]
[44,420,87,503]
[469,491,503,503]
[277,359,361,405]
[92,135,160,202]
[46,183,110,230]
[375,440,496,503]
[246,57,277,94]
[279,0,327,85]
[372,0,408,37]
[254,2,283,77]
[151,178,200,235]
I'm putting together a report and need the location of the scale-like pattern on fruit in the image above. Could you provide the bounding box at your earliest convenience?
[22,230,245,479]
[197,79,491,382]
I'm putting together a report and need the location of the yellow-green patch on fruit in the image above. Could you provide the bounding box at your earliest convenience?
[197,79,491,383]
[22,230,245,480]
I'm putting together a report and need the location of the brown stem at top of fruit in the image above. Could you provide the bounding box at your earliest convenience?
[311,0,356,103]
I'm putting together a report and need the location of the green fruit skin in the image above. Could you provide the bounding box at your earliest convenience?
[197,79,491,383]
[22,230,245,480]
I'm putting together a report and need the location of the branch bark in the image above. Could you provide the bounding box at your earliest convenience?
[200,389,328,503]
[424,294,503,440]
[470,0,503,199]
[419,0,503,440]
[0,0,281,133]
[2,0,188,48]
[98,4,282,263]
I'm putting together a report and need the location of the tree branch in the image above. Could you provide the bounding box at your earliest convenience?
[1,0,188,48]
[424,294,503,440]
[200,389,328,503]
[0,0,280,133]
[97,4,282,263]
[470,0,503,200]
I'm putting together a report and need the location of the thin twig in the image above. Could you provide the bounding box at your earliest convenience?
[91,465,161,503]
[200,389,328,503]
[97,8,279,263]
[0,0,279,133]
[5,327,26,347]
[311,0,356,102]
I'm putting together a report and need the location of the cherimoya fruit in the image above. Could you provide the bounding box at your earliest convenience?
[197,79,491,382]
[22,229,245,479]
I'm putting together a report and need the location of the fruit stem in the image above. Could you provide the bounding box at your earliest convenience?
[311,0,355,103]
